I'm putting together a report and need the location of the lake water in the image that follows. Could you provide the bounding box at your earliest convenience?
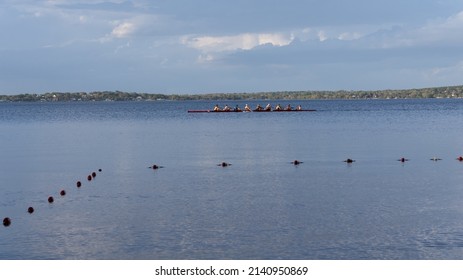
[1,99,463,260]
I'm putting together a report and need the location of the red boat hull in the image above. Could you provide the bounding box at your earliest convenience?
[188,109,316,113]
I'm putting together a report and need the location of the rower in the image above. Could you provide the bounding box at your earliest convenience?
[274,104,282,111]
[213,104,220,112]
[244,104,252,112]
[264,104,272,111]
[296,105,302,110]
[234,105,242,112]
[285,104,292,111]
[223,104,231,111]
[255,104,263,111]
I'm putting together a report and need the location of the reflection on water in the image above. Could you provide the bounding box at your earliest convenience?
[1,99,463,259]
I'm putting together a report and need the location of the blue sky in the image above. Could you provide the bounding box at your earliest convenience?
[1,0,463,94]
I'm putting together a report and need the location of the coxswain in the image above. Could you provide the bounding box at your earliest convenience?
[213,104,221,112]
[244,104,252,112]
[274,104,282,111]
[255,104,263,111]
[285,104,292,111]
[223,104,231,111]
[296,105,302,111]
[264,104,272,111]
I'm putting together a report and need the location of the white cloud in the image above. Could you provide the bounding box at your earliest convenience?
[317,30,328,42]
[111,21,136,38]
[79,15,88,23]
[99,17,146,42]
[197,54,215,63]
[337,32,362,41]
[183,32,294,53]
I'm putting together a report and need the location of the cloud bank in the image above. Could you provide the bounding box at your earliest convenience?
[1,0,463,94]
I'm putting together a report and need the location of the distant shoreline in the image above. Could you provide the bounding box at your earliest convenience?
[1,85,463,102]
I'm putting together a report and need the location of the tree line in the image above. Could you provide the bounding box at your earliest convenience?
[1,86,463,102]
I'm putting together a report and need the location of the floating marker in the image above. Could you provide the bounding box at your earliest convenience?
[27,207,35,214]
[3,217,11,227]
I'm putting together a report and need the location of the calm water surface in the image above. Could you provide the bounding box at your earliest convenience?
[1,99,463,259]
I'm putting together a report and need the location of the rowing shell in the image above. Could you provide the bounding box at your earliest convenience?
[187,109,316,113]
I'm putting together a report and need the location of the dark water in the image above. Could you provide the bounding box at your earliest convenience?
[1,99,463,259]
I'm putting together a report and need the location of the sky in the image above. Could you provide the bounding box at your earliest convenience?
[1,0,463,94]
